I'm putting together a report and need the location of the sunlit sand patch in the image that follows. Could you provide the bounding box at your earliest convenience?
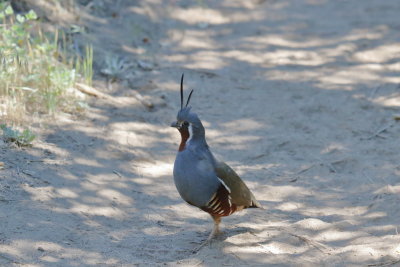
[374,184,400,195]
[184,50,227,70]
[170,7,229,25]
[137,161,173,178]
[372,95,400,108]
[0,240,119,265]
[73,157,101,168]
[97,189,133,205]
[221,118,264,132]
[295,218,332,230]
[321,143,347,154]
[315,229,363,242]
[276,201,304,211]
[56,188,79,199]
[353,44,400,64]
[69,204,125,217]
[303,205,369,217]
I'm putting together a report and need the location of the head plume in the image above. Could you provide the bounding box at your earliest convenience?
[180,73,194,110]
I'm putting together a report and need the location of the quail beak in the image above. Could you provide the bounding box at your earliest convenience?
[170,121,181,129]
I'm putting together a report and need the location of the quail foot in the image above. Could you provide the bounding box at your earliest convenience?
[171,74,263,252]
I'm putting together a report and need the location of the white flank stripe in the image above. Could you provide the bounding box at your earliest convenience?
[217,178,231,193]
[206,193,217,206]
[210,197,218,207]
[212,201,221,210]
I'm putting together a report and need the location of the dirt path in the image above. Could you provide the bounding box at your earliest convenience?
[1,0,400,266]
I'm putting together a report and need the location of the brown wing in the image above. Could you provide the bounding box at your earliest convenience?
[201,183,237,217]
[214,161,263,209]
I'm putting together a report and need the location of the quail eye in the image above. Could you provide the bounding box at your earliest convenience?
[183,121,189,127]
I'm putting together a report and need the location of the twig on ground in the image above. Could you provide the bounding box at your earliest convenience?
[21,169,38,178]
[363,123,395,140]
[264,168,281,177]
[193,260,204,266]
[0,253,21,264]
[368,85,381,99]
[129,90,154,109]
[315,157,338,173]
[27,159,65,164]
[113,170,122,178]
[249,153,268,161]
[75,83,114,100]
[288,164,315,182]
[0,197,15,202]
[324,161,338,173]
[289,233,331,255]
[76,82,154,109]
[367,259,400,266]
[297,164,315,175]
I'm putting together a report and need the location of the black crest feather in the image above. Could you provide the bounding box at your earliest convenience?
[179,73,194,109]
[186,89,194,108]
[180,73,184,110]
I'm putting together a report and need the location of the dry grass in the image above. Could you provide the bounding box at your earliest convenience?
[0,2,92,125]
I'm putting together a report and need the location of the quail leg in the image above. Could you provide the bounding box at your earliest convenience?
[193,215,221,253]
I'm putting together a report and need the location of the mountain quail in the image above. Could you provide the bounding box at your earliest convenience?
[171,74,263,250]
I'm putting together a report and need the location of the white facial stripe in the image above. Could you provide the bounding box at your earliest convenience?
[187,123,193,144]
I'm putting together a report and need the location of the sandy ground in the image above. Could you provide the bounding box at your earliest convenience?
[1,0,400,266]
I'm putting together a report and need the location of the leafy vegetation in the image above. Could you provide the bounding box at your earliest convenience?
[0,123,35,146]
[0,1,93,125]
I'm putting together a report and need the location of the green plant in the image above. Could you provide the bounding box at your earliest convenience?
[0,2,93,123]
[100,54,126,80]
[80,45,93,86]
[0,123,35,146]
